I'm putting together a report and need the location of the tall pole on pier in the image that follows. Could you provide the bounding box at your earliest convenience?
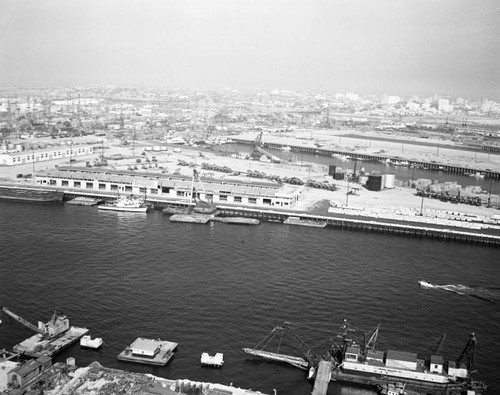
[346,178,350,207]
[487,178,493,207]
[132,127,136,158]
[420,194,425,216]
[32,147,35,175]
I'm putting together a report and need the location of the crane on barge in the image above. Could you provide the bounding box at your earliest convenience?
[1,307,69,339]
[244,321,488,395]
[250,132,282,163]
[191,169,217,214]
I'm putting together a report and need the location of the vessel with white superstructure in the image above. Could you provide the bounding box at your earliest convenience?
[243,320,487,394]
[80,335,103,349]
[98,195,149,213]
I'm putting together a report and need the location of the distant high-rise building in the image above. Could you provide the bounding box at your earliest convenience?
[406,102,420,111]
[438,99,453,112]
[481,99,493,113]
[345,92,359,101]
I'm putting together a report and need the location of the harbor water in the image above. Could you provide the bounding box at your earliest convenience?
[0,200,499,394]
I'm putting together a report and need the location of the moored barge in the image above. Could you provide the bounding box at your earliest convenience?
[2,308,88,358]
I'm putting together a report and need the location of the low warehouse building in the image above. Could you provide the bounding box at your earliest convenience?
[35,166,304,208]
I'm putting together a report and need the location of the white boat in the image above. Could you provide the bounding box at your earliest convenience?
[200,352,224,367]
[418,280,434,288]
[80,335,103,349]
[98,196,148,212]
[470,172,485,179]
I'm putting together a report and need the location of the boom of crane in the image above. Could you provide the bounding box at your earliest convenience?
[364,324,380,352]
[456,332,477,379]
[433,333,447,357]
[276,322,320,369]
[250,132,281,163]
[191,169,217,214]
[2,307,69,339]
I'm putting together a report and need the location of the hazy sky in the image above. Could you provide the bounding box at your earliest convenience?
[0,0,498,100]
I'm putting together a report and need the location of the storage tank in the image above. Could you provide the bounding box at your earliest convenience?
[153,145,161,151]
[0,144,7,151]
[7,143,15,150]
[366,173,383,191]
[145,146,153,151]
[328,165,337,176]
[357,175,369,185]
[161,146,168,151]
[384,173,395,189]
[15,144,24,152]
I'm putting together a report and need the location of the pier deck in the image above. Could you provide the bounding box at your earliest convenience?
[312,361,333,395]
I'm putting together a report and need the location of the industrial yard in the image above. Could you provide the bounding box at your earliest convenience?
[2,130,500,234]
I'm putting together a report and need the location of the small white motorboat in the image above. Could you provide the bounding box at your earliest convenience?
[200,352,224,367]
[80,335,104,349]
[418,280,434,289]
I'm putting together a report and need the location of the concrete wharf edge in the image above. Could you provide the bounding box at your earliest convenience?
[215,206,500,246]
[1,184,499,245]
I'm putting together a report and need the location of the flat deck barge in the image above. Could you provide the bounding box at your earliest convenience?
[213,217,260,225]
[117,337,178,366]
[169,214,211,224]
[13,326,89,357]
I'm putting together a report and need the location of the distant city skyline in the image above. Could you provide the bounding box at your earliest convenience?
[0,0,498,101]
